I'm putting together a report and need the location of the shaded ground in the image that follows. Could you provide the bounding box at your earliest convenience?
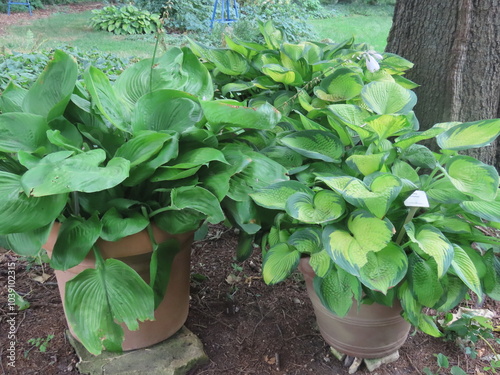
[1,224,499,375]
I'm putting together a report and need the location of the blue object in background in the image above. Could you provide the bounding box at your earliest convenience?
[7,0,32,15]
[210,0,239,29]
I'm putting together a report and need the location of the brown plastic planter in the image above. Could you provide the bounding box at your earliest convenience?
[44,223,193,351]
[298,257,411,359]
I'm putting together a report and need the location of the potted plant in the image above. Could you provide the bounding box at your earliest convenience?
[0,48,288,355]
[191,22,500,358]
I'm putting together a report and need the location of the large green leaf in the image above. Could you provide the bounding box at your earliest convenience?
[364,114,412,140]
[250,181,312,210]
[393,127,446,149]
[446,155,499,201]
[317,174,402,218]
[189,40,250,76]
[201,100,281,130]
[50,215,102,270]
[434,276,468,311]
[7,223,53,256]
[405,223,453,277]
[23,50,78,121]
[65,256,154,355]
[0,81,27,113]
[451,245,483,300]
[483,250,500,300]
[131,90,202,134]
[280,130,344,162]
[345,153,388,176]
[287,228,322,255]
[309,250,332,278]
[313,265,360,317]
[0,113,51,153]
[361,81,417,115]
[437,119,500,150]
[262,64,302,85]
[100,208,149,242]
[0,171,67,234]
[168,147,228,169]
[21,150,130,196]
[154,208,204,234]
[314,68,363,102]
[402,144,436,169]
[170,186,224,224]
[460,197,500,223]
[150,238,181,308]
[222,197,261,235]
[84,66,130,133]
[358,242,408,294]
[115,131,172,168]
[408,253,443,307]
[262,243,300,285]
[285,190,345,224]
[323,210,394,276]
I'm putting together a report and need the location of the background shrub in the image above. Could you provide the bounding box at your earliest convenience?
[90,5,161,35]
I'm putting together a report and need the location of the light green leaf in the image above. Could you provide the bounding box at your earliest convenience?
[437,119,500,150]
[402,144,436,169]
[361,81,417,115]
[345,153,388,176]
[131,90,202,134]
[0,81,27,113]
[189,40,249,76]
[150,166,201,181]
[323,210,394,276]
[50,215,102,270]
[250,181,312,210]
[100,208,149,242]
[364,114,411,139]
[393,127,446,149]
[287,228,322,254]
[0,113,50,153]
[262,64,302,85]
[313,265,360,316]
[280,130,344,162]
[23,50,78,121]
[405,223,453,277]
[314,68,363,102]
[65,257,154,355]
[451,245,483,301]
[358,243,408,294]
[0,172,67,234]
[262,243,300,285]
[460,197,500,223]
[446,155,499,200]
[285,190,345,224]
[21,150,130,196]
[309,250,331,278]
[168,147,228,169]
[115,131,172,168]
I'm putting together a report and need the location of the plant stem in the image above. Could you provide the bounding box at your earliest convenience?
[395,206,418,245]
[71,192,80,216]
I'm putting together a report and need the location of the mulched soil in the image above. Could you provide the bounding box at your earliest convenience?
[1,224,499,375]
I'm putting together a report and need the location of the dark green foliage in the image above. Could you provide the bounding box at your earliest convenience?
[90,5,161,35]
[0,47,132,91]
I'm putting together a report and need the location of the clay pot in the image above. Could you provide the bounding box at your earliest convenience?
[298,258,411,359]
[44,223,193,351]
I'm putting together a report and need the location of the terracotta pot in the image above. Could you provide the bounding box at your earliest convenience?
[44,223,193,351]
[298,258,411,359]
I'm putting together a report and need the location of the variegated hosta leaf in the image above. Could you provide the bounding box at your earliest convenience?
[262,64,303,86]
[309,250,331,278]
[436,119,500,151]
[65,257,154,355]
[408,253,443,307]
[345,152,388,176]
[358,242,408,294]
[427,178,469,204]
[446,155,499,201]
[393,127,446,149]
[451,245,483,301]
[483,250,500,300]
[285,190,346,224]
[250,181,313,210]
[317,174,402,218]
[322,210,394,276]
[313,264,361,317]
[364,114,412,140]
[314,68,364,102]
[280,130,344,162]
[287,227,322,254]
[434,275,468,312]
[262,243,301,285]
[361,81,417,115]
[188,39,250,76]
[460,196,500,223]
[405,223,453,277]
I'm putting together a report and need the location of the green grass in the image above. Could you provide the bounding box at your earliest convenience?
[0,10,162,58]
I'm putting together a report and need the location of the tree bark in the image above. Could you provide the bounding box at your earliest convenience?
[386,0,500,169]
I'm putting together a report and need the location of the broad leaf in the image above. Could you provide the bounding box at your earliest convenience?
[437,119,500,150]
[0,171,67,234]
[7,223,53,256]
[314,68,363,102]
[115,131,172,168]
[364,114,411,139]
[309,250,331,278]
[250,181,312,210]
[287,228,322,254]
[460,197,500,223]
[168,147,228,169]
[285,190,345,224]
[100,208,149,242]
[361,81,417,115]
[150,238,181,308]
[189,40,250,76]
[280,130,344,162]
[0,81,27,113]
[0,113,51,153]
[21,150,130,196]
[408,253,443,307]
[483,250,500,300]
[446,155,499,201]
[451,245,483,301]
[345,153,388,176]
[50,215,102,270]
[171,186,224,224]
[65,257,154,355]
[262,64,302,85]
[262,243,300,285]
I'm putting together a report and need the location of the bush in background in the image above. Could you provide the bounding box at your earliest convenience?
[90,5,161,35]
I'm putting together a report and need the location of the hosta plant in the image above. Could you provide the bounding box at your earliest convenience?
[90,5,161,35]
[194,22,500,337]
[0,48,286,354]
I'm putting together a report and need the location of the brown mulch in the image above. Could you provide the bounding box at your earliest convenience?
[1,224,499,375]
[0,2,102,36]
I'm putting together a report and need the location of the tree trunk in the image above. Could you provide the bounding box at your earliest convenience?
[386,0,500,169]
